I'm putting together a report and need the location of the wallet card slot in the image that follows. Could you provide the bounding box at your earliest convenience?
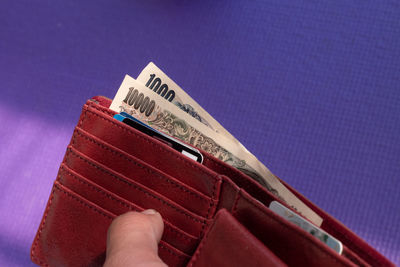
[86,97,388,266]
[322,219,383,267]
[342,245,371,267]
[56,165,199,255]
[204,153,285,209]
[32,182,190,267]
[231,189,354,267]
[277,179,392,267]
[78,101,221,199]
[64,145,208,238]
[69,127,217,219]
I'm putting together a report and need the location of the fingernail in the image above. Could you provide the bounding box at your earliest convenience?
[142,209,157,215]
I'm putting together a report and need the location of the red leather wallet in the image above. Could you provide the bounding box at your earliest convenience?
[31,96,394,267]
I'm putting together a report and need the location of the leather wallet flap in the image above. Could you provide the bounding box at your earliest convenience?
[187,209,287,267]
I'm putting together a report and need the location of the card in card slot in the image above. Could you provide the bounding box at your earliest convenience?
[63,145,208,238]
[78,106,221,197]
[269,201,343,254]
[69,129,217,218]
[232,190,353,267]
[114,112,204,164]
[206,155,314,231]
[57,166,199,255]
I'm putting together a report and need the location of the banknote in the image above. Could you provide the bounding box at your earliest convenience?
[109,75,323,226]
[137,62,241,144]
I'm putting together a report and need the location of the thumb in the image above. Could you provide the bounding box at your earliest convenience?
[104,210,166,267]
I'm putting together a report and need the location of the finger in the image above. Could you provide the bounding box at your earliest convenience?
[104,210,166,267]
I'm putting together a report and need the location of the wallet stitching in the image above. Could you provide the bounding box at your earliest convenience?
[159,244,189,261]
[232,192,350,267]
[54,183,188,260]
[83,102,245,239]
[323,222,383,266]
[54,182,114,218]
[187,212,221,266]
[70,126,211,205]
[31,188,56,267]
[83,103,221,225]
[200,179,218,238]
[85,103,220,185]
[83,103,218,239]
[190,189,240,266]
[342,248,368,267]
[205,156,260,198]
[81,104,216,202]
[68,138,207,227]
[89,99,115,116]
[78,104,87,128]
[232,189,242,215]
[58,165,196,243]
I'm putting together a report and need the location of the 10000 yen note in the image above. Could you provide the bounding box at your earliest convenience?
[109,75,323,226]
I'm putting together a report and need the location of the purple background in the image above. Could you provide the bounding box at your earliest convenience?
[1,1,399,266]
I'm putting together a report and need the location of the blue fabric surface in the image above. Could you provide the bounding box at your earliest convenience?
[1,1,399,265]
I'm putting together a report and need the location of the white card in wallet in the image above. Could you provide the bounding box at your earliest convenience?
[269,201,343,254]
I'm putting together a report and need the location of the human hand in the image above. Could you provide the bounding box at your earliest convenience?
[104,210,167,267]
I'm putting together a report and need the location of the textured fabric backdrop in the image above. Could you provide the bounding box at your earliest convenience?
[1,1,399,266]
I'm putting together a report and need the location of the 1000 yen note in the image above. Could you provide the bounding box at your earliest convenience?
[109,75,323,226]
[137,62,241,143]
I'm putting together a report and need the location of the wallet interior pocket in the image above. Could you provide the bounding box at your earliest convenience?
[31,182,191,267]
[82,97,392,266]
[232,189,355,267]
[66,130,216,219]
[56,166,199,255]
[78,102,222,199]
[277,179,391,267]
[63,144,208,238]
[81,98,303,229]
[31,96,393,267]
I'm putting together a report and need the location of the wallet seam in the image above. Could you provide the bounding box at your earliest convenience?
[53,184,189,260]
[187,211,221,267]
[204,156,277,207]
[82,105,220,205]
[54,184,188,261]
[342,248,369,267]
[84,102,220,185]
[232,189,242,215]
[31,188,56,267]
[70,133,207,226]
[323,221,383,266]
[232,191,351,267]
[159,244,189,261]
[201,176,218,237]
[58,165,197,243]
[89,98,115,116]
[82,102,220,229]
[67,136,211,209]
[205,155,255,189]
